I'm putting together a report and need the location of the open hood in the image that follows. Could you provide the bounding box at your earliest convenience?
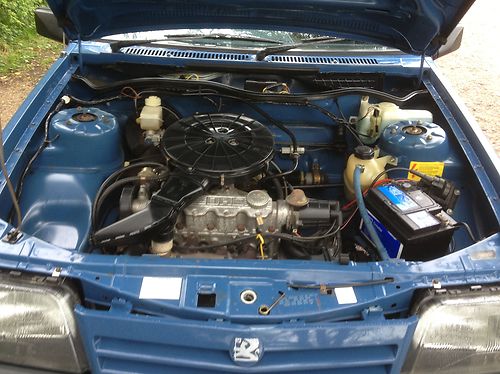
[47,0,473,56]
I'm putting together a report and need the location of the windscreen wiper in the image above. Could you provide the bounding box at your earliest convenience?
[109,34,283,52]
[255,36,345,61]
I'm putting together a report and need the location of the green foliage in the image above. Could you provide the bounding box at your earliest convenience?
[0,0,47,48]
[0,33,60,74]
[0,1,60,74]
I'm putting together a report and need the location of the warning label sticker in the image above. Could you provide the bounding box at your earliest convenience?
[408,161,445,181]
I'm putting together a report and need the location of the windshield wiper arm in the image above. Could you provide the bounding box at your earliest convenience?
[255,36,345,61]
[108,36,197,52]
[189,33,283,44]
[109,34,282,52]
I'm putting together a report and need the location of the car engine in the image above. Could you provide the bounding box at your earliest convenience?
[92,111,342,260]
[15,70,472,263]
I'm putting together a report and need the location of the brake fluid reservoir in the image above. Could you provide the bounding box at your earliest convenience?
[344,146,394,200]
[139,96,163,131]
[356,96,433,144]
[379,121,450,168]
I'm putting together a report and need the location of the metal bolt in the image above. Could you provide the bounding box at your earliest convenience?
[258,291,285,316]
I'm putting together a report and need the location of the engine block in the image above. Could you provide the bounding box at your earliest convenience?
[175,186,293,246]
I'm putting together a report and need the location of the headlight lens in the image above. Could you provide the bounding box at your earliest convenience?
[0,274,88,373]
[402,288,500,373]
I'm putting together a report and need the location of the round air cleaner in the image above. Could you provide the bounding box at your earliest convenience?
[162,113,274,180]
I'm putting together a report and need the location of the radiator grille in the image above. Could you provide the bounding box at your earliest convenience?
[76,306,416,374]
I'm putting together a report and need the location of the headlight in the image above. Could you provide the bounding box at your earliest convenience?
[402,286,500,373]
[0,273,88,372]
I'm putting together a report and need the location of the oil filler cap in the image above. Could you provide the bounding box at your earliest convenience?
[354,145,374,160]
[247,190,271,209]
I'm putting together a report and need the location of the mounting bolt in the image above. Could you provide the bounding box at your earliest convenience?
[2,229,22,244]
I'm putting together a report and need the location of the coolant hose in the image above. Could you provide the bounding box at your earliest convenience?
[353,165,390,261]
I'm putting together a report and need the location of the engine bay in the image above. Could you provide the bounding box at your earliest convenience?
[10,68,496,262]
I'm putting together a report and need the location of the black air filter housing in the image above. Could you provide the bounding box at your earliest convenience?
[162,113,274,181]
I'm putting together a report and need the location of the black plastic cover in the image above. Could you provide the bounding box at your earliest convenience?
[162,113,274,181]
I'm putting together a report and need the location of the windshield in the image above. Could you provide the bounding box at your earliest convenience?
[104,28,394,52]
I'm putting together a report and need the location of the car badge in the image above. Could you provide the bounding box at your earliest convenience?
[231,337,263,365]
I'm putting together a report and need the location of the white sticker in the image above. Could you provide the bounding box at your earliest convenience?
[139,277,183,300]
[407,211,439,229]
[334,287,357,304]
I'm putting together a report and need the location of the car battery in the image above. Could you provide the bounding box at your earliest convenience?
[361,182,457,261]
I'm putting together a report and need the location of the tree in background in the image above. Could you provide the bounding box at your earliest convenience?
[0,0,46,50]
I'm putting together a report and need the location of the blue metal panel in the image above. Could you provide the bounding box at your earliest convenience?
[79,50,423,76]
[0,231,497,323]
[18,107,123,251]
[46,0,473,55]
[75,303,417,373]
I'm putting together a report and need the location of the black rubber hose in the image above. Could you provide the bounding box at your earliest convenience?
[91,162,167,226]
[92,172,167,230]
[74,75,428,105]
[93,176,144,229]
[243,101,298,152]
[305,102,363,145]
[97,161,166,194]
[269,172,285,200]
[454,221,478,243]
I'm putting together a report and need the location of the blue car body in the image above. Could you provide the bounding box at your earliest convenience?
[0,0,499,373]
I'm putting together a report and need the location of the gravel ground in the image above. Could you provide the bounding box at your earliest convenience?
[0,1,498,157]
[436,0,500,156]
